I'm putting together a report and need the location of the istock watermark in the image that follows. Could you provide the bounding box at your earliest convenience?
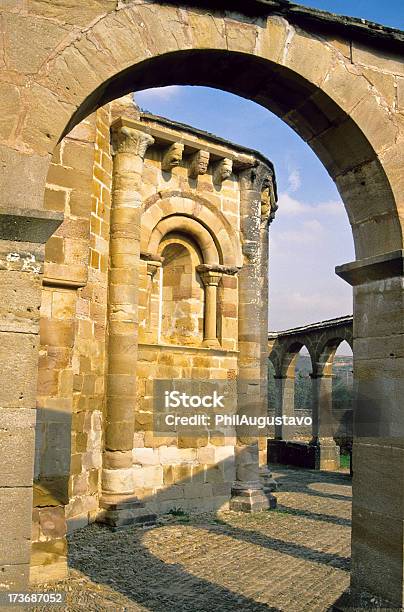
[152,379,312,438]
[164,389,225,409]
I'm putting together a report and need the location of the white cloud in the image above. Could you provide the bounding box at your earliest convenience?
[269,288,353,332]
[273,219,324,245]
[288,168,301,192]
[277,192,344,217]
[277,192,307,215]
[135,86,182,103]
[316,200,345,215]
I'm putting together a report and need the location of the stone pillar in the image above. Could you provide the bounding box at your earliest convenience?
[146,259,162,337]
[0,208,62,590]
[230,164,276,512]
[274,375,295,440]
[259,181,277,489]
[31,283,78,584]
[99,119,155,528]
[336,251,404,608]
[310,374,340,471]
[198,267,221,348]
[267,374,296,467]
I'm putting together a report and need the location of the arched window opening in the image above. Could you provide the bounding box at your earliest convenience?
[160,237,204,346]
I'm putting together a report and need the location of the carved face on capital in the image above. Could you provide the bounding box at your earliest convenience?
[213,158,233,184]
[261,177,278,223]
[189,150,210,178]
[162,143,184,171]
[196,151,209,174]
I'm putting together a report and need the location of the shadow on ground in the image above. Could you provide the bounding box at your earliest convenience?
[41,466,353,611]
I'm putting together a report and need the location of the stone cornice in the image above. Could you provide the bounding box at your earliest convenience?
[268,315,353,339]
[0,208,63,244]
[140,251,164,263]
[119,115,275,179]
[157,1,404,54]
[335,250,404,286]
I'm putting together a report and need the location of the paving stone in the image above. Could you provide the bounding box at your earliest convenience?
[30,467,352,612]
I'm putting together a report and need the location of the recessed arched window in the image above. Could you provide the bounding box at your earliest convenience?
[159,234,204,346]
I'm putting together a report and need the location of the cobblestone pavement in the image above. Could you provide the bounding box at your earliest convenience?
[32,467,352,612]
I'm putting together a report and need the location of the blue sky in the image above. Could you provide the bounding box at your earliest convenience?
[135,2,403,342]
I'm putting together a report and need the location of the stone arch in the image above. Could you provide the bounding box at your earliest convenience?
[277,340,315,379]
[9,6,402,260]
[314,330,354,377]
[142,193,242,266]
[147,217,219,265]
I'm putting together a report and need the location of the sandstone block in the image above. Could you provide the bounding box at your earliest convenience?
[102,467,134,494]
[132,447,160,466]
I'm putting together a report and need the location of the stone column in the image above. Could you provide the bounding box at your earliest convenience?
[310,373,340,470]
[230,164,276,512]
[146,259,162,337]
[274,375,296,440]
[197,266,221,348]
[99,120,155,528]
[267,372,295,466]
[336,251,404,608]
[259,177,277,489]
[0,208,62,590]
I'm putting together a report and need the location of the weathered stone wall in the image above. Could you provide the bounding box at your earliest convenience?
[33,98,275,530]
[31,107,113,580]
[134,112,264,513]
[135,346,238,513]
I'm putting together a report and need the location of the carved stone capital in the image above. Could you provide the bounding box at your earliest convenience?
[197,267,222,287]
[196,263,239,276]
[111,126,155,158]
[239,162,273,193]
[162,142,184,171]
[189,150,210,179]
[140,251,164,263]
[146,261,162,278]
[213,158,233,185]
[261,175,278,225]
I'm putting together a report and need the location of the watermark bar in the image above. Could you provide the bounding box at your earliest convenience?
[0,593,66,607]
[152,379,313,439]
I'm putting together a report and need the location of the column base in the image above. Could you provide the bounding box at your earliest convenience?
[331,587,398,612]
[310,438,340,471]
[229,482,277,512]
[98,494,156,530]
[260,466,277,492]
[202,338,221,348]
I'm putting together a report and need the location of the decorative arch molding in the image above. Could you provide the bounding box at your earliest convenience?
[142,191,242,266]
[157,232,204,267]
[148,216,220,265]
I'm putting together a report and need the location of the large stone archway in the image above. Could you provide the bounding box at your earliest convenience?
[0,1,403,606]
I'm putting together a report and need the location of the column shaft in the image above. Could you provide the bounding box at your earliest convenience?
[310,374,339,470]
[350,276,404,606]
[204,283,218,342]
[230,165,276,511]
[100,122,155,528]
[274,376,295,440]
[197,266,221,348]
